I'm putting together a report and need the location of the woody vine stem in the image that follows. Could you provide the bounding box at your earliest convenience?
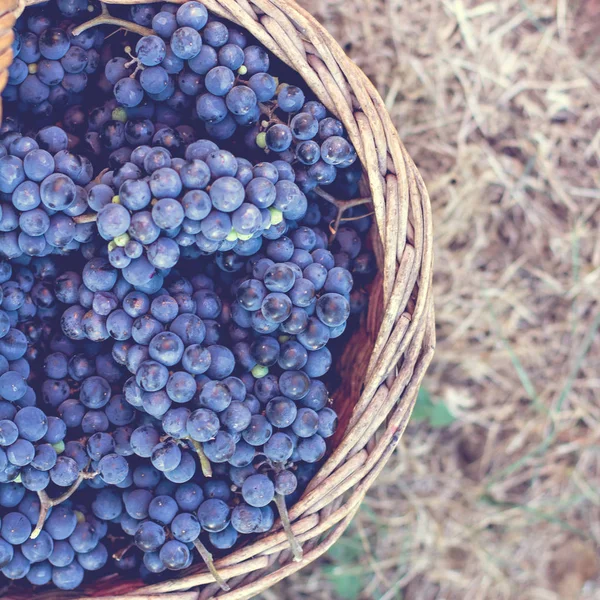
[72,1,153,37]
[31,471,98,539]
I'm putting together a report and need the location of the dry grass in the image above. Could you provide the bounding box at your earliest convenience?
[262,0,600,598]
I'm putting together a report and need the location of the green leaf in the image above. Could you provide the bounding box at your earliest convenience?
[411,387,456,428]
[411,387,433,422]
[429,401,456,427]
[323,566,363,600]
[327,537,363,564]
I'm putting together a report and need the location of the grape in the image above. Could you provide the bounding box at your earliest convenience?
[1,512,32,544]
[304,347,332,377]
[186,408,219,442]
[31,444,57,471]
[163,450,195,483]
[0,483,25,507]
[261,292,292,323]
[0,540,14,569]
[136,36,167,66]
[134,520,165,552]
[0,371,26,401]
[203,430,235,462]
[147,495,178,526]
[38,28,69,60]
[241,474,274,508]
[197,498,229,532]
[159,539,190,569]
[199,380,231,412]
[92,489,123,521]
[171,27,202,60]
[274,470,297,495]
[98,454,129,484]
[243,45,269,75]
[153,11,178,38]
[266,124,292,152]
[77,542,108,571]
[22,530,54,562]
[0,3,363,588]
[27,561,52,585]
[114,77,144,108]
[220,401,251,433]
[208,524,237,549]
[264,432,294,463]
[130,425,160,458]
[231,503,262,533]
[140,66,170,95]
[48,456,78,486]
[175,483,204,511]
[42,506,77,541]
[242,414,272,446]
[151,440,181,472]
[171,512,200,542]
[297,434,327,462]
[48,541,75,567]
[324,266,353,295]
[52,561,84,590]
[2,550,30,580]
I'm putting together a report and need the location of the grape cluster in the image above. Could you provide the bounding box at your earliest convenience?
[0,0,377,592]
[0,124,94,259]
[0,492,110,589]
[78,138,307,271]
[4,10,102,123]
[105,2,357,189]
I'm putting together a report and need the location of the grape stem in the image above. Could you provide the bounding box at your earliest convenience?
[112,543,134,561]
[313,187,372,240]
[188,438,213,477]
[73,213,98,224]
[31,471,98,539]
[275,492,303,562]
[72,2,154,37]
[193,538,231,591]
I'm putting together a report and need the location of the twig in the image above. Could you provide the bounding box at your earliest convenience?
[329,212,375,236]
[314,187,372,211]
[314,187,372,242]
[112,543,134,561]
[31,471,97,539]
[72,2,153,37]
[73,213,98,224]
[274,493,303,562]
[188,438,213,477]
[192,538,230,591]
[92,168,109,185]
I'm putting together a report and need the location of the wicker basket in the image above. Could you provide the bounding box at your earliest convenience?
[0,0,435,598]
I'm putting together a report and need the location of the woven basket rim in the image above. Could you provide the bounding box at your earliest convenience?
[0,1,436,598]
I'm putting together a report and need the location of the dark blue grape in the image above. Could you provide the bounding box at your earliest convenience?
[208,524,237,549]
[186,408,219,442]
[134,520,165,552]
[200,20,227,46]
[170,27,202,60]
[297,434,326,462]
[197,498,229,532]
[274,469,297,495]
[248,72,276,101]
[153,11,178,38]
[136,36,167,67]
[159,539,189,570]
[114,77,143,107]
[241,474,274,508]
[243,45,269,75]
[242,414,272,446]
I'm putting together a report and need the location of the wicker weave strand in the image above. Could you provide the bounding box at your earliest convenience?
[0,0,435,598]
